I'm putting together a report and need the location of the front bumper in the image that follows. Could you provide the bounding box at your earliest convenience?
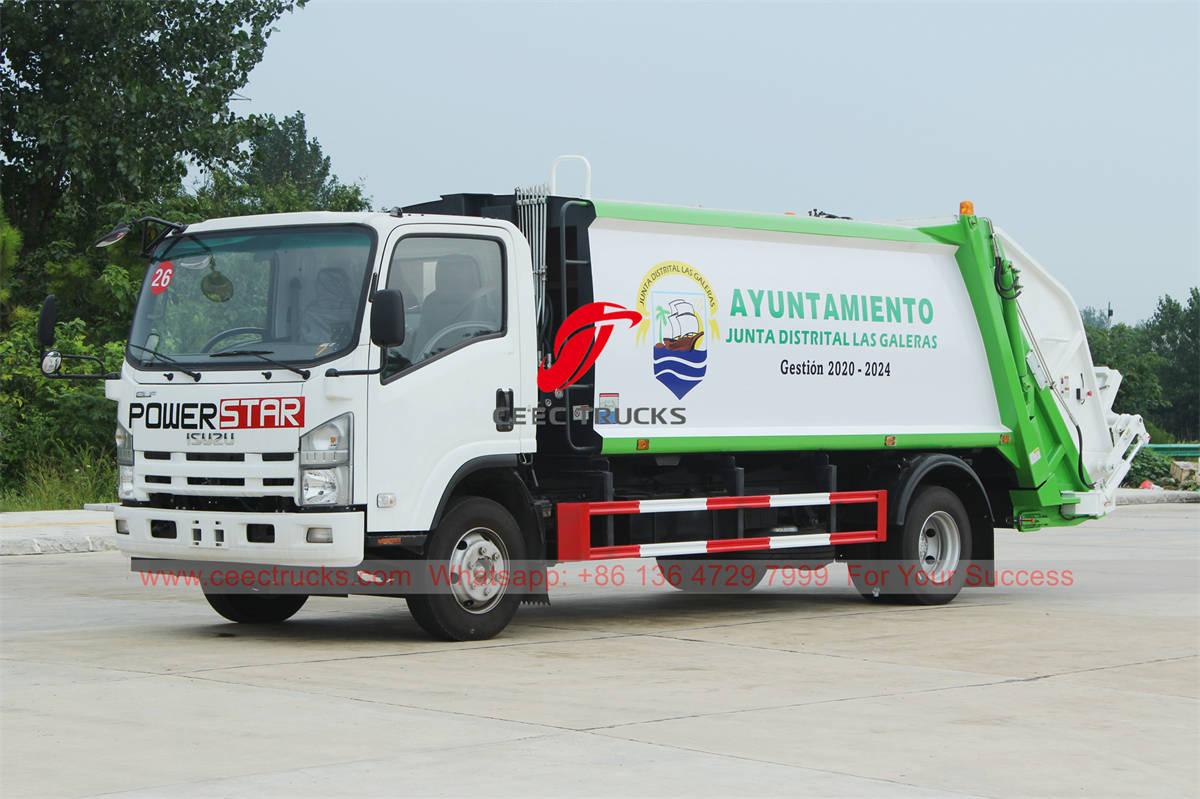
[113,505,364,567]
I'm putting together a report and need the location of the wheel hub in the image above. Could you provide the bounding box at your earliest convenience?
[448,528,508,614]
[917,510,962,581]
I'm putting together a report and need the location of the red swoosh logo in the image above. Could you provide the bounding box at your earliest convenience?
[538,302,642,392]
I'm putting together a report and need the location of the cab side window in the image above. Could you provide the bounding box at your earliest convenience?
[383,236,504,378]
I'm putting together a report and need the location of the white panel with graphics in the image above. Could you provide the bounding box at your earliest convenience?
[587,218,1005,440]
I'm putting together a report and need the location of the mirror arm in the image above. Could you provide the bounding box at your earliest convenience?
[46,372,119,381]
[136,216,188,256]
[325,365,383,378]
[326,345,390,378]
[45,352,119,380]
[61,352,107,369]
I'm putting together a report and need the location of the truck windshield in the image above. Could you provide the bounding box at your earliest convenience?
[127,226,374,370]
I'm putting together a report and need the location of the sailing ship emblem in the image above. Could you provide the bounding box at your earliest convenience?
[652,298,708,399]
[634,260,719,401]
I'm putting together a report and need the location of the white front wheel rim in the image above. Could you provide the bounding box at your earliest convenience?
[448,527,509,614]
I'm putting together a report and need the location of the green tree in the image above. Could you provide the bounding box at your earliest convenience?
[243,112,367,210]
[169,112,370,218]
[0,0,304,254]
[1145,289,1199,441]
[103,112,370,227]
[1080,305,1112,331]
[0,1,373,501]
[1083,319,1167,425]
[0,206,22,324]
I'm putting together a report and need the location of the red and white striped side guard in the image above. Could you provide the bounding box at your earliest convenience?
[556,490,887,562]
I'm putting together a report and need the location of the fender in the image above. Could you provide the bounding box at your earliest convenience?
[430,455,522,526]
[433,455,546,561]
[891,453,993,527]
[889,453,996,588]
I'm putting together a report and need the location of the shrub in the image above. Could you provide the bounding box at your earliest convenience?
[1123,447,1173,487]
[0,447,116,512]
[0,307,123,483]
[1143,418,1175,444]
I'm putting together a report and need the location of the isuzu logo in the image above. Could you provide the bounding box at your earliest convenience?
[129,397,305,430]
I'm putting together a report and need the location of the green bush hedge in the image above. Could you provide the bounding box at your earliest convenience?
[0,307,123,488]
[1124,447,1174,487]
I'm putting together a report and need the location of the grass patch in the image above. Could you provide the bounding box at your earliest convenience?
[0,449,116,512]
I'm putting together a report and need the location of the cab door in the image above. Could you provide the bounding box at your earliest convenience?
[366,223,534,534]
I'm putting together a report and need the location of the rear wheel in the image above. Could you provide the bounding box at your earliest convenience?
[852,486,971,605]
[203,592,308,624]
[406,497,524,641]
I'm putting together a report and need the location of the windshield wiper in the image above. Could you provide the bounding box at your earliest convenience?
[209,350,310,379]
[127,343,201,381]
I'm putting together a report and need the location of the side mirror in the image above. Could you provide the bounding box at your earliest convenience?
[370,289,406,348]
[37,295,57,349]
[40,350,62,376]
[94,222,132,249]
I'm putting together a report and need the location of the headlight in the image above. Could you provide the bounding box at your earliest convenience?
[115,422,133,466]
[301,468,344,505]
[299,413,352,505]
[118,465,135,500]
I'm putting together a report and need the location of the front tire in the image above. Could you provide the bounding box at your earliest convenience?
[406,497,525,641]
[203,591,308,624]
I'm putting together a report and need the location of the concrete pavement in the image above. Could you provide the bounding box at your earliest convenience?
[0,504,1197,797]
[0,510,117,556]
[1116,488,1200,505]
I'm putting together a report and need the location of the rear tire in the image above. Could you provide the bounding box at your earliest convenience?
[851,486,971,605]
[203,592,308,624]
[406,497,524,641]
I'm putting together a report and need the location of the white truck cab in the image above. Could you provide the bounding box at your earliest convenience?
[104,210,537,570]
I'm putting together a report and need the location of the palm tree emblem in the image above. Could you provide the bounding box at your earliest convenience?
[654,305,670,342]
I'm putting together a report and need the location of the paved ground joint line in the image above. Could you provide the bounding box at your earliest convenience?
[175,630,628,675]
[173,670,583,734]
[79,732,567,799]
[578,653,1200,734]
[579,728,996,799]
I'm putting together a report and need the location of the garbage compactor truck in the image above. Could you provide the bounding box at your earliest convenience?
[36,158,1148,640]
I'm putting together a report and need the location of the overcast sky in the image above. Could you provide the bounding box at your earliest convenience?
[240,0,1198,323]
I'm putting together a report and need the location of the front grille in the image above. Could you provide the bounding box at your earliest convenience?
[146,493,298,513]
[135,451,299,502]
[188,477,244,487]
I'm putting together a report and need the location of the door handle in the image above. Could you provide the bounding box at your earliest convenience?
[494,389,515,432]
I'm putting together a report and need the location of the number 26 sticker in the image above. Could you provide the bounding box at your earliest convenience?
[150,261,174,295]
